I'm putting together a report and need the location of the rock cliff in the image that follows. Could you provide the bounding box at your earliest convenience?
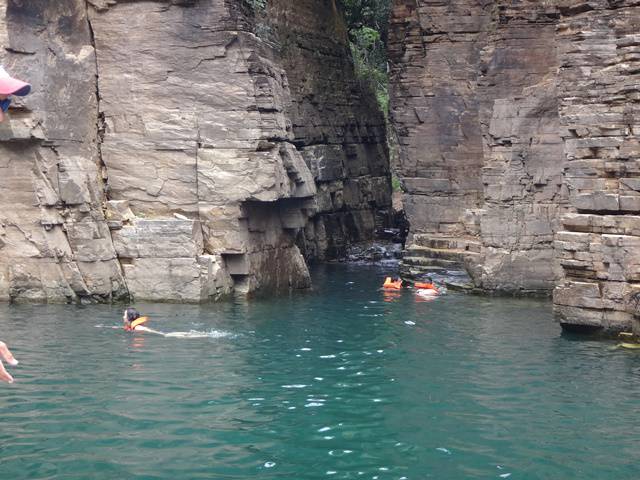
[389,0,640,332]
[7,0,636,333]
[553,0,640,333]
[390,0,567,294]
[259,0,392,260]
[0,0,391,303]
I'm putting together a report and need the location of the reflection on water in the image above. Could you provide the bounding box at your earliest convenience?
[1,263,640,479]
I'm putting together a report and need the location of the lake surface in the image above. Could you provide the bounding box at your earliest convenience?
[1,264,639,479]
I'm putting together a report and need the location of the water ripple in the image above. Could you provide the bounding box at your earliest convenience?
[1,265,639,479]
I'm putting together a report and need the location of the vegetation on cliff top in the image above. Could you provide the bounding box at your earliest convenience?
[341,0,401,192]
[340,0,391,116]
[245,0,391,116]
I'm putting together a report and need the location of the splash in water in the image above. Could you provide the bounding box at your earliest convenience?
[95,325,235,339]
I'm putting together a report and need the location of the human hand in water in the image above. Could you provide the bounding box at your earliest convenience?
[0,340,19,383]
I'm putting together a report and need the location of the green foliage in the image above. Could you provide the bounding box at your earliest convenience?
[340,0,391,116]
[341,0,391,43]
[350,40,388,115]
[391,174,402,192]
[244,0,266,13]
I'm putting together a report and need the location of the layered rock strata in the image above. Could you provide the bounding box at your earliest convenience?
[389,0,487,285]
[262,0,393,260]
[0,0,128,303]
[389,0,568,295]
[390,0,640,331]
[0,0,391,303]
[389,0,487,242]
[553,0,640,332]
[88,0,314,300]
[477,3,568,293]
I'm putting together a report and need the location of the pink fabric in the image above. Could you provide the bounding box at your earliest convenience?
[0,66,31,96]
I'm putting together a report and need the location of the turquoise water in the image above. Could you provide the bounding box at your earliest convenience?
[1,264,639,479]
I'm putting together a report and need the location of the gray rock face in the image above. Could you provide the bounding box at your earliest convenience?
[553,0,640,333]
[88,0,312,302]
[389,0,486,240]
[0,0,391,303]
[0,0,127,303]
[262,0,393,260]
[390,0,640,331]
[389,0,568,295]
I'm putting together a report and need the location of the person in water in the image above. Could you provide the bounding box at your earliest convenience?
[0,340,19,384]
[383,277,403,289]
[0,65,31,123]
[123,307,151,333]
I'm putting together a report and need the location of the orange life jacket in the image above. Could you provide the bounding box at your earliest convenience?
[383,277,403,290]
[414,282,437,290]
[124,316,149,331]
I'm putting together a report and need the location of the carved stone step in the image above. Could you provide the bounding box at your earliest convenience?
[411,234,482,253]
[401,256,461,268]
[404,245,481,262]
[399,263,448,277]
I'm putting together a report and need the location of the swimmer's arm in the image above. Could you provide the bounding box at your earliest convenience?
[134,325,165,336]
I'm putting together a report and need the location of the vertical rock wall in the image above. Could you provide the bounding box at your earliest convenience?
[390,0,640,331]
[477,2,568,293]
[0,0,127,303]
[88,0,313,300]
[389,0,568,294]
[0,0,392,303]
[388,0,487,241]
[262,0,393,260]
[553,0,640,332]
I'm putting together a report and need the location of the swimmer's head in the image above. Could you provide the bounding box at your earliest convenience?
[123,307,140,324]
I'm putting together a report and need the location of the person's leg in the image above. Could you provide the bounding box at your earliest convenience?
[0,341,18,366]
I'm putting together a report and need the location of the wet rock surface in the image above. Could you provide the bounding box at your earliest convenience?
[341,241,403,264]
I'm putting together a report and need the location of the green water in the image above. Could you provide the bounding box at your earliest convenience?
[1,264,639,479]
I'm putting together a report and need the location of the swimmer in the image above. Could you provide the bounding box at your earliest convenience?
[121,309,217,338]
[382,277,403,290]
[0,340,19,384]
[123,307,152,333]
